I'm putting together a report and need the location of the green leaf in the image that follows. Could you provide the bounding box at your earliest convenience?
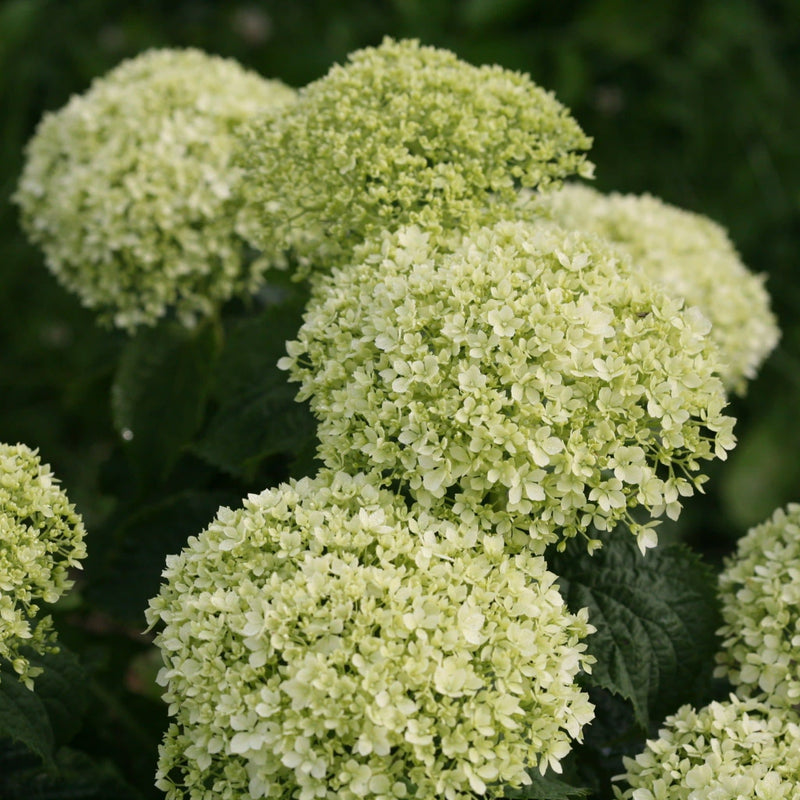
[0,663,54,767]
[503,769,590,799]
[193,292,318,480]
[549,533,722,730]
[111,319,220,485]
[25,648,89,747]
[0,745,142,800]
[0,646,89,768]
[85,490,238,625]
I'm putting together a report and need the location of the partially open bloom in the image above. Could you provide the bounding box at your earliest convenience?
[15,48,296,330]
[716,503,800,707]
[147,471,595,800]
[237,37,593,273]
[0,443,86,688]
[281,221,736,553]
[543,184,780,394]
[612,696,800,800]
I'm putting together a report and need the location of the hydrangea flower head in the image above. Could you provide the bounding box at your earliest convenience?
[146,471,595,800]
[237,37,593,273]
[715,503,800,707]
[0,443,87,688]
[543,184,780,394]
[15,48,296,330]
[281,221,736,553]
[612,696,800,800]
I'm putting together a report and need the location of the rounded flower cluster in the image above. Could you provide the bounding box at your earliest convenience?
[237,37,593,273]
[146,471,595,800]
[612,697,800,800]
[15,48,296,330]
[543,184,780,394]
[0,443,86,688]
[281,222,736,553]
[715,503,800,707]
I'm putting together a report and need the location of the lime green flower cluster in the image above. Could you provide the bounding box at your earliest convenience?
[542,184,779,394]
[237,37,593,274]
[612,697,800,800]
[0,443,86,688]
[146,471,595,800]
[281,222,736,553]
[15,48,296,331]
[715,503,800,708]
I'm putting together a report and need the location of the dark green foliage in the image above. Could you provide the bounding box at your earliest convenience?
[0,647,88,767]
[193,287,318,481]
[550,534,723,730]
[111,320,221,488]
[0,745,141,800]
[83,490,240,626]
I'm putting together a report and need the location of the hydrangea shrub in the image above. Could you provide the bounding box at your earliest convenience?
[146,471,595,800]
[716,503,800,707]
[0,443,86,688]
[14,48,296,330]
[542,184,780,394]
[281,221,736,553]
[7,34,790,800]
[237,37,593,273]
[612,697,800,800]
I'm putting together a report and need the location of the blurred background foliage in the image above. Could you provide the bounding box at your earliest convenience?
[0,0,798,794]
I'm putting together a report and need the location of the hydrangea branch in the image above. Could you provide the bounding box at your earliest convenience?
[0,443,86,688]
[14,48,296,331]
[281,222,736,553]
[236,37,593,274]
[146,471,595,800]
[542,184,780,395]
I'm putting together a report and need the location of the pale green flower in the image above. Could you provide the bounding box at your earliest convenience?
[146,471,595,800]
[280,221,736,553]
[0,443,86,688]
[15,48,296,331]
[237,37,593,274]
[542,184,780,394]
[715,503,800,708]
[613,696,800,800]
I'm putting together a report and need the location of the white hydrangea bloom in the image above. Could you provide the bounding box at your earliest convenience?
[237,37,593,274]
[15,48,296,331]
[543,184,780,395]
[0,443,86,688]
[716,503,800,707]
[613,696,800,800]
[281,221,736,553]
[146,471,595,800]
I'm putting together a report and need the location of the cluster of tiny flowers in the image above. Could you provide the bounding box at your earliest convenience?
[612,696,800,800]
[542,184,780,394]
[236,37,593,274]
[715,503,800,707]
[15,48,296,330]
[146,471,595,800]
[281,222,736,553]
[0,443,86,688]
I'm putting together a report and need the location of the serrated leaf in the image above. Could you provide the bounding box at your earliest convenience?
[111,319,220,485]
[549,534,722,730]
[24,648,89,746]
[0,646,88,768]
[503,769,590,799]
[85,490,238,625]
[0,662,54,767]
[194,292,318,479]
